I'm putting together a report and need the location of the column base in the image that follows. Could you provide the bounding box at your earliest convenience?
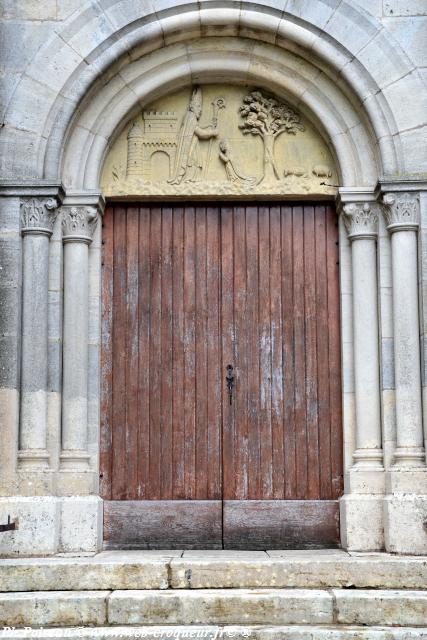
[393,446,425,467]
[340,494,384,551]
[346,465,385,494]
[18,449,50,470]
[384,494,427,554]
[0,496,103,556]
[60,449,91,471]
[384,467,427,554]
[0,496,59,556]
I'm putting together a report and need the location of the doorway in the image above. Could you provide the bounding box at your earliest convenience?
[101,202,343,548]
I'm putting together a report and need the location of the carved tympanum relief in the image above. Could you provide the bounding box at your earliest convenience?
[101,85,337,197]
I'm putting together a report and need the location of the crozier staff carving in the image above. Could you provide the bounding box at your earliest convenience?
[239,90,304,182]
[219,139,257,185]
[168,87,225,185]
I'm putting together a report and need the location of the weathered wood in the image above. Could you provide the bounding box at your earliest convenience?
[104,500,222,549]
[223,500,340,549]
[101,202,343,546]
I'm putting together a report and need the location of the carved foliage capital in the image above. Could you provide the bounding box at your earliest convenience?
[62,206,99,243]
[382,192,419,231]
[342,202,379,239]
[20,197,59,236]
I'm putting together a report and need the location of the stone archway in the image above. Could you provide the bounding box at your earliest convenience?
[1,2,426,556]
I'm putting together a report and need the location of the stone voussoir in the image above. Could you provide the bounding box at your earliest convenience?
[107,588,334,625]
[0,591,109,627]
[169,555,427,589]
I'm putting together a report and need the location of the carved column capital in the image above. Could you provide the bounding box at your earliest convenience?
[62,205,99,244]
[20,197,59,236]
[342,202,379,240]
[382,192,419,233]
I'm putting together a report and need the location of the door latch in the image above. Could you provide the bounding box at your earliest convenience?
[226,364,234,405]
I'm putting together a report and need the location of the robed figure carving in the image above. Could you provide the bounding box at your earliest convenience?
[168,87,222,185]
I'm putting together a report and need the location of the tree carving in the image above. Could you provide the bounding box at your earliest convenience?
[239,90,304,182]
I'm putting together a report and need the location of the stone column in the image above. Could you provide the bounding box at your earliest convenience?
[340,199,384,551]
[60,205,99,470]
[343,203,383,467]
[382,191,427,554]
[383,193,424,467]
[18,197,59,469]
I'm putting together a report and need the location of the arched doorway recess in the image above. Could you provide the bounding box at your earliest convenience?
[2,2,426,555]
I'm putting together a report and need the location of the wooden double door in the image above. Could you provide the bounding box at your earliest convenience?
[101,202,343,549]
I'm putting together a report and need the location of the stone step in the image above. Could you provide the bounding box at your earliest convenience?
[2,550,427,591]
[0,589,426,627]
[1,627,426,640]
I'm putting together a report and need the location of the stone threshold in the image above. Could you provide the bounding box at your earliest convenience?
[1,550,427,591]
[0,627,426,640]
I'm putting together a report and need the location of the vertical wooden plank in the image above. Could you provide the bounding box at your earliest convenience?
[206,206,222,499]
[233,204,249,499]
[304,205,320,499]
[269,204,284,499]
[125,206,140,499]
[161,206,173,498]
[184,206,196,499]
[149,206,162,499]
[100,206,114,499]
[293,205,307,500]
[282,205,296,499]
[315,205,332,499]
[221,205,235,500]
[258,204,273,498]
[111,205,127,499]
[246,204,261,499]
[137,205,151,498]
[172,207,185,499]
[327,204,344,499]
[195,206,208,499]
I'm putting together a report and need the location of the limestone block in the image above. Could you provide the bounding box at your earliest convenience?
[284,0,340,29]
[0,388,18,490]
[357,31,413,90]
[170,555,427,589]
[0,554,170,592]
[0,497,59,556]
[383,17,427,67]
[324,3,379,56]
[59,496,103,553]
[383,0,427,16]
[340,494,384,551]
[108,589,334,625]
[239,9,281,44]
[384,493,427,554]
[353,0,383,16]
[0,591,108,627]
[334,589,427,626]
[400,125,427,174]
[0,0,57,20]
[59,5,117,60]
[382,72,427,133]
[0,627,427,640]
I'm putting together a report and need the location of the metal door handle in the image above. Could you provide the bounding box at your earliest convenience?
[226,364,234,405]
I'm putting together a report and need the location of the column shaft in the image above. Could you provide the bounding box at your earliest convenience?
[19,197,58,468]
[352,237,382,458]
[60,205,98,470]
[343,202,383,468]
[62,241,89,452]
[391,228,423,462]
